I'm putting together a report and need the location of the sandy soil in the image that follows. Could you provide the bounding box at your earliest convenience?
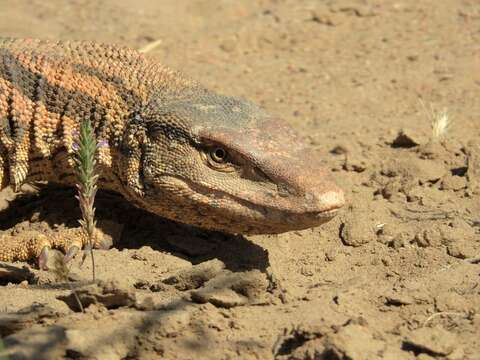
[0,0,479,359]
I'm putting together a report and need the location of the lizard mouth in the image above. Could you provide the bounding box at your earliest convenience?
[164,176,338,214]
[154,176,342,234]
[312,208,340,218]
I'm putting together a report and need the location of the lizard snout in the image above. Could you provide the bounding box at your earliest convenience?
[308,188,345,213]
[273,164,345,214]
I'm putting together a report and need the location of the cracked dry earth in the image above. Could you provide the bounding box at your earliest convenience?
[0,0,479,359]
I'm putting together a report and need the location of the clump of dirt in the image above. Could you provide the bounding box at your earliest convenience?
[58,280,136,312]
[1,0,480,359]
[190,269,269,308]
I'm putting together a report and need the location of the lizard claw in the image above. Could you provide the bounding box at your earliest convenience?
[64,245,80,264]
[38,246,50,270]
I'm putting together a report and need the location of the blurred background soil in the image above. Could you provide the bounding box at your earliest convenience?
[0,0,479,359]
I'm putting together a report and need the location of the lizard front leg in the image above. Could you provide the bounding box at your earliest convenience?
[0,232,52,268]
[0,221,123,269]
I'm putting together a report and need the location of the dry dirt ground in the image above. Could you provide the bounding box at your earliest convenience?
[0,0,479,359]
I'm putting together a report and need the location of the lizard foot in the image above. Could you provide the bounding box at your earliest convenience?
[0,221,123,270]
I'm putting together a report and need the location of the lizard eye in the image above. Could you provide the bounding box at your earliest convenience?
[209,147,228,163]
[204,146,236,172]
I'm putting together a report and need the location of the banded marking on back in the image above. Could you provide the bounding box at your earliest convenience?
[1,50,35,189]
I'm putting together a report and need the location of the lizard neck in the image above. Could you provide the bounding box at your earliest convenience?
[23,142,125,194]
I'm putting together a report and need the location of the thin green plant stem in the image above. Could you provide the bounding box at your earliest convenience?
[0,338,10,360]
[73,120,101,282]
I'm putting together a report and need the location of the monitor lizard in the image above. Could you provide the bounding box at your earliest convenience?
[0,38,345,267]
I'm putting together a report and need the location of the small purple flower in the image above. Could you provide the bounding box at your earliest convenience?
[72,143,79,151]
[97,140,108,148]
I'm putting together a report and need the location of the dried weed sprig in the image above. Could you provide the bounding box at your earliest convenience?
[73,120,100,282]
[419,99,451,141]
[431,108,450,140]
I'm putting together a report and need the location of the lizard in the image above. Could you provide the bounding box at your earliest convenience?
[0,38,345,267]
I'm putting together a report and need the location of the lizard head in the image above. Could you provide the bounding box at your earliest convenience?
[121,90,344,234]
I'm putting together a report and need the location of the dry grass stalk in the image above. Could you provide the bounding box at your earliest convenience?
[138,39,163,53]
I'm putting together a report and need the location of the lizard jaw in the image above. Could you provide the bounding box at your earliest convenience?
[143,176,343,235]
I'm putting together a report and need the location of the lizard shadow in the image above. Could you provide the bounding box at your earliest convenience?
[0,186,270,273]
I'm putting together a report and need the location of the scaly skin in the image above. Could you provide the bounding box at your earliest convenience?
[0,38,345,265]
[0,221,123,268]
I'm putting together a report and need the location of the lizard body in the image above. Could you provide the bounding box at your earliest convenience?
[0,38,344,264]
